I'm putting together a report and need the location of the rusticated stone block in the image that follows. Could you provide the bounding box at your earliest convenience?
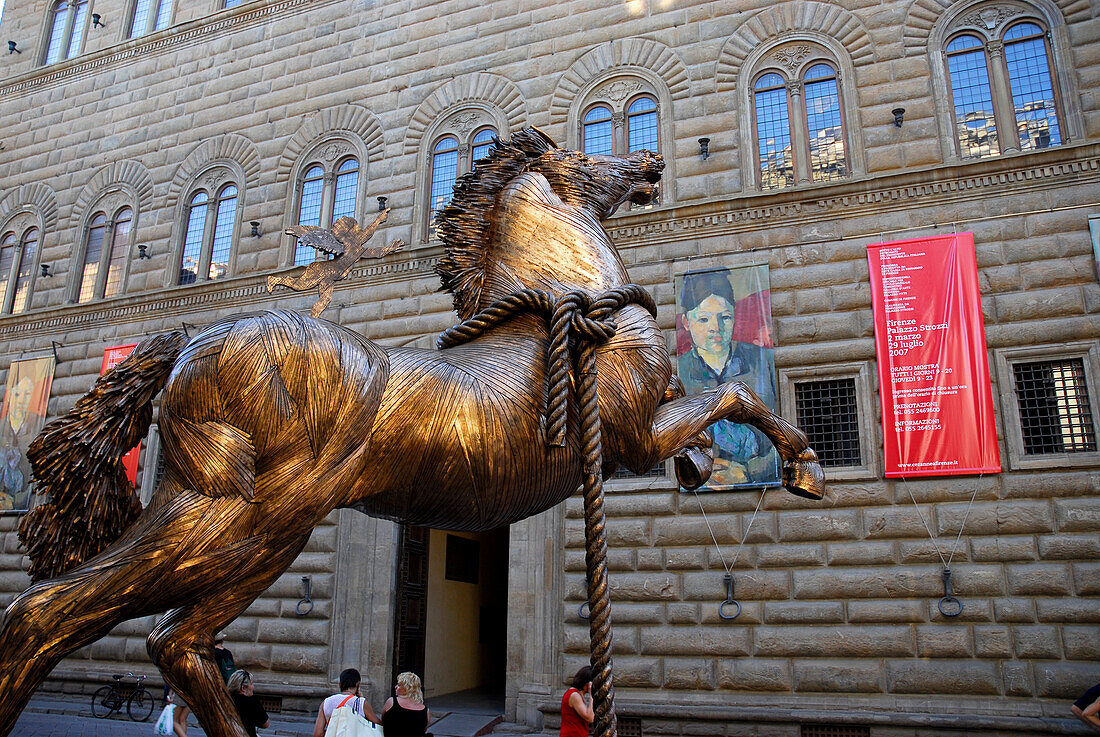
[793,566,941,599]
[754,625,914,658]
[639,625,750,657]
[1006,563,1072,596]
[607,572,682,601]
[1038,534,1100,560]
[848,599,926,623]
[936,500,1052,536]
[1034,661,1100,698]
[1013,625,1062,659]
[1073,562,1100,595]
[916,624,974,657]
[667,602,700,625]
[1004,470,1097,499]
[864,508,929,539]
[717,658,792,692]
[270,644,328,674]
[929,597,993,623]
[946,564,1006,596]
[969,535,1038,562]
[653,516,737,547]
[603,603,665,625]
[607,520,651,547]
[662,657,716,690]
[756,543,826,568]
[636,548,664,571]
[665,548,706,570]
[793,660,883,693]
[599,655,662,689]
[1036,599,1100,623]
[701,601,763,626]
[605,548,637,572]
[886,660,1000,695]
[777,509,860,542]
[974,626,1013,658]
[763,601,845,624]
[1063,625,1100,660]
[826,541,896,566]
[683,570,789,601]
[898,540,970,564]
[1053,498,1100,532]
[993,597,1036,623]
[1002,662,1033,697]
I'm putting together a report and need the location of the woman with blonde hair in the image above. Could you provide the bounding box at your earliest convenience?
[226,670,269,737]
[381,671,431,737]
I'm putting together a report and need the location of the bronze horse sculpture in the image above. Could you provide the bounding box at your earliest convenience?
[0,128,823,737]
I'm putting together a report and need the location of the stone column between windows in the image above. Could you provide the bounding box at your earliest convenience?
[611,111,626,154]
[986,40,1020,153]
[787,79,812,184]
[320,171,337,229]
[94,218,116,297]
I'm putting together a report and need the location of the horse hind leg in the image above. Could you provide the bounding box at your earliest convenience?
[148,530,313,737]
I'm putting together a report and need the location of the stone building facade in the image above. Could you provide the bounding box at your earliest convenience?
[0,0,1098,735]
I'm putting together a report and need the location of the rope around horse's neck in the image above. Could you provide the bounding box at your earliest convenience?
[439,284,657,737]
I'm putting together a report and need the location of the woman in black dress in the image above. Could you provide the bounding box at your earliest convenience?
[381,671,431,737]
[227,670,270,737]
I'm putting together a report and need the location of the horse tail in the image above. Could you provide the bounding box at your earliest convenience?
[17,331,188,582]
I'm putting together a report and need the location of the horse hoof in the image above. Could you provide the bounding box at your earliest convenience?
[782,448,825,500]
[675,447,713,490]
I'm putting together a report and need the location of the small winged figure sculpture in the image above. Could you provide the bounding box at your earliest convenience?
[268,210,404,317]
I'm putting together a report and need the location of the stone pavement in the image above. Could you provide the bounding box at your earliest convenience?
[10,694,535,737]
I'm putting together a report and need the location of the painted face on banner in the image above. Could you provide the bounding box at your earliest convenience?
[7,377,34,434]
[686,294,735,357]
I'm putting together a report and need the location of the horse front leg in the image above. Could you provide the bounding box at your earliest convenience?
[651,381,825,499]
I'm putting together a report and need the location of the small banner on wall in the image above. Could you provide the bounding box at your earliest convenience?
[0,356,56,511]
[676,264,780,490]
[102,344,141,486]
[867,232,1000,477]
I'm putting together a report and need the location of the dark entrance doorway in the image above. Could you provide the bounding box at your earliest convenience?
[391,525,509,702]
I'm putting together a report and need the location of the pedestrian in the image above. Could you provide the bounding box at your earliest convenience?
[214,633,236,684]
[559,666,594,737]
[380,671,430,737]
[313,668,379,737]
[1073,682,1100,733]
[227,669,270,737]
[156,688,190,737]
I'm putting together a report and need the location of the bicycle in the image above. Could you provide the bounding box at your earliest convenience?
[90,672,155,721]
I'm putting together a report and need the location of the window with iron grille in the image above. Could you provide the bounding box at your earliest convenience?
[794,378,861,468]
[612,462,667,481]
[617,716,642,737]
[1012,358,1096,454]
[801,725,869,737]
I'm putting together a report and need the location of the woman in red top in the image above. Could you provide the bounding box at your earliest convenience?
[560,666,595,737]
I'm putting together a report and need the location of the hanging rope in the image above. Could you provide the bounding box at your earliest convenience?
[900,473,982,617]
[690,487,765,620]
[440,284,657,737]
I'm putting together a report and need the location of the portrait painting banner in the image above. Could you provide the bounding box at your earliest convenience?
[867,232,1000,477]
[676,264,780,490]
[0,356,55,511]
[102,343,141,485]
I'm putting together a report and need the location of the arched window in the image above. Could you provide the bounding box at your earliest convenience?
[129,0,172,38]
[944,18,1062,158]
[751,60,850,190]
[753,72,794,190]
[293,155,362,265]
[421,121,498,240]
[44,0,89,64]
[582,105,614,156]
[1,228,40,314]
[177,184,237,284]
[470,128,496,165]
[77,206,133,303]
[626,96,659,154]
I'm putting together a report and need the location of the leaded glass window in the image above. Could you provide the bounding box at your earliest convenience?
[803,64,848,183]
[295,166,324,265]
[0,229,41,315]
[754,73,794,190]
[178,182,238,285]
[947,34,999,158]
[293,152,364,263]
[1004,22,1061,151]
[429,137,458,235]
[582,105,614,156]
[78,213,106,303]
[104,207,132,297]
[471,128,496,165]
[44,0,89,64]
[626,96,659,153]
[130,0,172,37]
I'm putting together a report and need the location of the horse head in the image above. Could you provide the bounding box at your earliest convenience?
[436,127,664,319]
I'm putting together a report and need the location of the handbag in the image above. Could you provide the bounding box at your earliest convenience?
[154,704,175,736]
[325,702,384,737]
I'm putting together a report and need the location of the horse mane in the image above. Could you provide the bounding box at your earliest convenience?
[435,127,558,320]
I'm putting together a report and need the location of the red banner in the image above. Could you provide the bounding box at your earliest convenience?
[101,343,141,486]
[867,233,1000,477]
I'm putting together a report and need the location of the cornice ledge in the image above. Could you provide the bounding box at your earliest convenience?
[0,0,337,98]
[607,143,1100,245]
[0,254,441,339]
